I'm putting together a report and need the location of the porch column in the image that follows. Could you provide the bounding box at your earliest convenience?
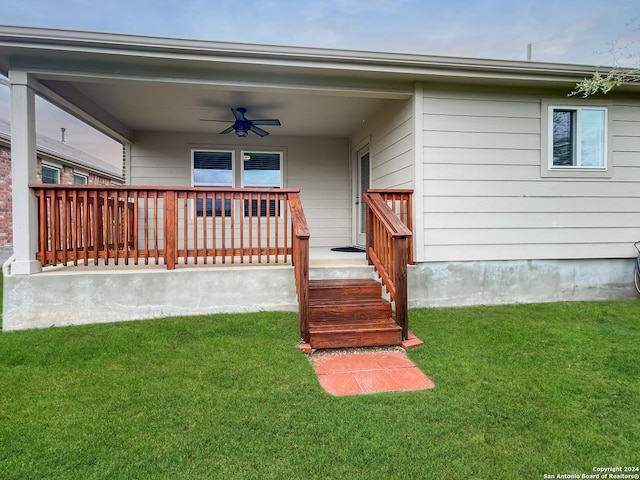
[9,71,42,275]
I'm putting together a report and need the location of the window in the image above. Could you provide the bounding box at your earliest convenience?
[73,173,88,185]
[192,150,234,217]
[41,165,60,184]
[196,198,232,217]
[549,106,607,169]
[190,148,284,217]
[242,151,282,217]
[192,150,233,186]
[242,151,282,187]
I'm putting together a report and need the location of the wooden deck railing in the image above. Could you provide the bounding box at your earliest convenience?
[364,190,413,340]
[289,192,310,342]
[30,185,303,269]
[367,189,413,265]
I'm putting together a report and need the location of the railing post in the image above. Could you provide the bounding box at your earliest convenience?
[164,191,177,270]
[298,236,310,342]
[365,194,374,265]
[288,192,310,343]
[393,236,409,340]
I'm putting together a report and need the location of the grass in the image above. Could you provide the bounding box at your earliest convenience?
[0,301,639,479]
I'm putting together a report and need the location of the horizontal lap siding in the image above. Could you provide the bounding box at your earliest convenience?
[421,90,640,262]
[368,100,414,189]
[130,133,351,248]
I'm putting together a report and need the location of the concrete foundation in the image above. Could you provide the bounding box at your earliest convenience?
[3,257,638,331]
[2,265,299,331]
[408,258,638,307]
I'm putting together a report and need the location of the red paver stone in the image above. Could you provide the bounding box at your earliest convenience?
[353,369,398,393]
[317,371,363,396]
[390,366,435,391]
[311,349,435,396]
[336,353,381,372]
[374,352,415,369]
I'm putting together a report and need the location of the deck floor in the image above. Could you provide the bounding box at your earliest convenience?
[36,247,368,274]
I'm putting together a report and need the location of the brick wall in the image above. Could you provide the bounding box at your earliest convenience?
[0,144,12,249]
[0,145,119,250]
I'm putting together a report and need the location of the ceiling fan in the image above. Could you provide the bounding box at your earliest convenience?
[200,107,281,137]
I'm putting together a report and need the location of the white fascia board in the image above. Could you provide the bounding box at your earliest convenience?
[0,25,612,85]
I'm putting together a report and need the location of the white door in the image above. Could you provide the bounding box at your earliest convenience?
[356,146,370,247]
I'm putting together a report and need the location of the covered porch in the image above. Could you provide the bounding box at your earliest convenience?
[0,27,418,346]
[5,184,414,350]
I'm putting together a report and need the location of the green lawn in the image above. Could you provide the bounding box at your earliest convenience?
[0,301,639,479]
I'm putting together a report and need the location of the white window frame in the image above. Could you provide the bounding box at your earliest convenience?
[191,149,235,218]
[191,149,234,187]
[241,150,284,218]
[73,172,88,185]
[541,100,612,179]
[240,150,283,188]
[41,164,60,184]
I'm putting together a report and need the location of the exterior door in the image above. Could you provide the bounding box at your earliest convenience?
[356,146,370,247]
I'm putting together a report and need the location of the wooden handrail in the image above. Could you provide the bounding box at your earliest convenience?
[288,192,310,343]
[364,191,413,340]
[366,189,413,264]
[30,184,301,270]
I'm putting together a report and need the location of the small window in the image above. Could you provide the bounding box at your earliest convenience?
[73,173,88,185]
[42,165,60,184]
[242,151,282,187]
[549,106,607,169]
[192,150,233,186]
[242,151,282,217]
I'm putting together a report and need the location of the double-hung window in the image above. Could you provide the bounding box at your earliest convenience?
[192,150,233,217]
[549,106,607,169]
[41,164,60,184]
[242,151,282,217]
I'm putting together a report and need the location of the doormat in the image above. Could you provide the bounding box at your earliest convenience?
[330,246,365,253]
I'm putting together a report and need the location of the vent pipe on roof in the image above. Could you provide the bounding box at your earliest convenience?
[61,127,66,143]
[527,43,532,61]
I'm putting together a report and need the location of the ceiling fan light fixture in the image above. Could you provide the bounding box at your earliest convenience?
[204,107,281,137]
[235,125,249,137]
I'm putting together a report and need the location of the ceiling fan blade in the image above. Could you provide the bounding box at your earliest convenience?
[200,118,229,122]
[249,125,270,137]
[231,107,247,121]
[220,126,236,135]
[250,119,281,126]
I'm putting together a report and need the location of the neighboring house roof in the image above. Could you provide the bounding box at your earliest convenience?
[0,117,122,181]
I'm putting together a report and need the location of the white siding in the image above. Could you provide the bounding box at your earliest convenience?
[352,99,413,189]
[421,88,640,262]
[130,132,350,248]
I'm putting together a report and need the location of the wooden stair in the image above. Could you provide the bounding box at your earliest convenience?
[308,278,402,349]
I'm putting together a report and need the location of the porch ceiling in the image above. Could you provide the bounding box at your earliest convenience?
[39,77,393,139]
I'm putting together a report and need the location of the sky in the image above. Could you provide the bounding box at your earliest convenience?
[0,0,638,164]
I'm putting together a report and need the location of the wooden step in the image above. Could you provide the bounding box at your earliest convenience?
[309,318,402,349]
[309,278,391,323]
[309,279,382,301]
[309,298,392,323]
[306,277,401,349]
